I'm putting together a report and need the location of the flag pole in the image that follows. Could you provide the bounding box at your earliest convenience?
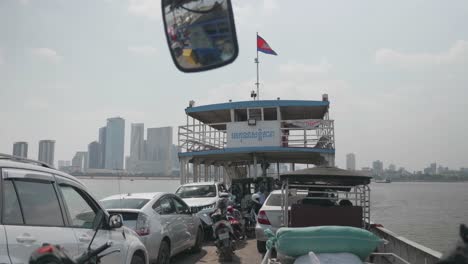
[255,32,260,101]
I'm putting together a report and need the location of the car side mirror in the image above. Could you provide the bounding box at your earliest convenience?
[108,214,123,229]
[162,0,239,72]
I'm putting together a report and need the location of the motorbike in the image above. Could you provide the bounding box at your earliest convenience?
[242,200,261,239]
[29,211,122,264]
[211,208,236,262]
[227,205,244,240]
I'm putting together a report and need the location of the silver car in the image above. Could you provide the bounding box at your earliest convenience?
[101,192,204,264]
[255,190,306,253]
[0,155,149,264]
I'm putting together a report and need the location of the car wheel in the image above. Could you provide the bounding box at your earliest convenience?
[221,247,233,262]
[156,240,171,264]
[257,240,266,253]
[130,254,145,264]
[190,227,203,253]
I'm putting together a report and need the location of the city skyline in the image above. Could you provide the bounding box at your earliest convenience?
[4,133,468,174]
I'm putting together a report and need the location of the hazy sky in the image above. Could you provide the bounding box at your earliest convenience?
[1,0,467,171]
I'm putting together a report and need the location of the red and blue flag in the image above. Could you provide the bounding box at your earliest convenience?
[257,35,277,55]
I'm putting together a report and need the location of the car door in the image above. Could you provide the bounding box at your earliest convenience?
[55,176,126,264]
[153,196,181,254]
[171,196,197,250]
[0,225,9,264]
[0,172,11,264]
[1,169,79,264]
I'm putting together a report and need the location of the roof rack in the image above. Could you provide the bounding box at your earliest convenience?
[0,153,54,169]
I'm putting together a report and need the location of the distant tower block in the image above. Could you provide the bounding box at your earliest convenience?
[13,142,28,158]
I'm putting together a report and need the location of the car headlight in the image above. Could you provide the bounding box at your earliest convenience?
[202,202,216,210]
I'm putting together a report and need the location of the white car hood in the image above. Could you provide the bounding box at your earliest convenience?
[182,197,217,207]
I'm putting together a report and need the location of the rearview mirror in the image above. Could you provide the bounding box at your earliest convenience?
[109,214,123,229]
[162,0,239,72]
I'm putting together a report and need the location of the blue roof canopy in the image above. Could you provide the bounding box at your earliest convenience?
[185,100,329,124]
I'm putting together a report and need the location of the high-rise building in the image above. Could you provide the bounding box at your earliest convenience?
[58,160,66,168]
[58,160,71,168]
[98,126,107,169]
[72,151,88,170]
[389,164,396,172]
[429,163,437,175]
[38,140,55,166]
[372,160,384,175]
[88,141,100,169]
[346,153,356,170]
[105,117,125,170]
[13,141,28,158]
[146,127,173,174]
[130,123,145,161]
[147,127,172,161]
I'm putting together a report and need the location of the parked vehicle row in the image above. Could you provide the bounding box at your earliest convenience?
[0,154,275,264]
[0,155,244,264]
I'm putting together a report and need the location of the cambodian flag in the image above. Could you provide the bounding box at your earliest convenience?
[257,35,277,55]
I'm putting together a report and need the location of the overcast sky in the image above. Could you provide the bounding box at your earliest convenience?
[1,0,467,171]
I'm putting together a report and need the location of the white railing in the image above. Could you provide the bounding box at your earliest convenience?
[178,119,335,153]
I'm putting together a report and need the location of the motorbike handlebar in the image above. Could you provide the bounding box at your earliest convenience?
[76,242,112,264]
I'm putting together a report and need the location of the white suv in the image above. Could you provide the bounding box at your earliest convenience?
[175,182,229,211]
[0,155,148,264]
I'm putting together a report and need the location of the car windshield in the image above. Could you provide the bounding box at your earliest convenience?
[176,185,217,198]
[101,198,150,209]
[266,193,307,206]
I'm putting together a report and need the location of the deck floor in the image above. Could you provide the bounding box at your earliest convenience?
[172,238,263,264]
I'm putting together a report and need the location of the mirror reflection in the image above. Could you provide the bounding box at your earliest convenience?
[163,0,237,71]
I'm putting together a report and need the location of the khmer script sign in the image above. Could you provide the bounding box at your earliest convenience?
[227,121,281,148]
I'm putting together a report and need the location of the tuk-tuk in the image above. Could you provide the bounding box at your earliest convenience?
[261,167,378,264]
[279,167,371,229]
[263,167,441,264]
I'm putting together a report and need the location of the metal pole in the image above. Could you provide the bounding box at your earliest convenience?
[253,154,258,178]
[277,162,280,179]
[255,32,260,100]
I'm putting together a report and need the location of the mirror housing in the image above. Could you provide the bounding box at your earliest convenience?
[108,214,123,229]
[162,0,239,72]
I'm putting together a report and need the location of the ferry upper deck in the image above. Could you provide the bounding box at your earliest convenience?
[177,95,335,183]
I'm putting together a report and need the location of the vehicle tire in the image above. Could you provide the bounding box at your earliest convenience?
[156,240,171,264]
[257,240,266,253]
[190,227,204,253]
[222,247,233,262]
[130,254,145,264]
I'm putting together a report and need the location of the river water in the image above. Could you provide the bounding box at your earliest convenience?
[81,178,468,254]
